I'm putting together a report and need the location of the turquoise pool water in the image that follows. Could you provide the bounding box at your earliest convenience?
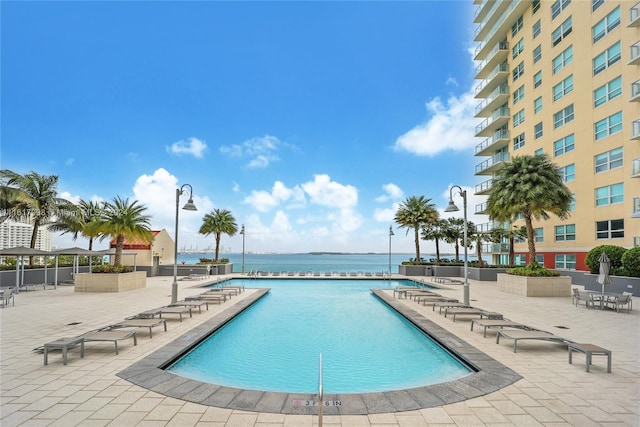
[168,279,472,394]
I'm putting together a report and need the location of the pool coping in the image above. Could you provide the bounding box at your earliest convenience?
[117,287,521,415]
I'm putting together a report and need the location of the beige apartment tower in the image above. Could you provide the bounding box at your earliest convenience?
[473,0,639,270]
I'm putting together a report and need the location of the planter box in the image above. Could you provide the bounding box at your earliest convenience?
[398,265,432,276]
[75,271,147,292]
[497,273,571,297]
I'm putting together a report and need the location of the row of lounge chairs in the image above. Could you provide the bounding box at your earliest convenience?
[395,284,612,372]
[40,284,244,366]
[247,270,390,278]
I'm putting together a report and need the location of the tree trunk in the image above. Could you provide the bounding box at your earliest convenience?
[215,232,221,261]
[435,239,440,262]
[476,240,484,267]
[509,236,515,266]
[114,234,125,266]
[414,226,420,262]
[524,213,536,264]
[454,240,460,262]
[29,219,41,266]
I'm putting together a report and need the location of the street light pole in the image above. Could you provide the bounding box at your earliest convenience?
[240,224,245,274]
[388,225,394,275]
[172,184,197,304]
[445,185,469,306]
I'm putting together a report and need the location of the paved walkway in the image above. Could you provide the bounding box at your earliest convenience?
[1,275,639,426]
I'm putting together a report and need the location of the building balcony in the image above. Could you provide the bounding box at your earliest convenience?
[474,0,509,39]
[629,41,640,65]
[477,222,494,233]
[631,80,640,102]
[475,106,509,137]
[475,42,509,77]
[473,0,529,59]
[474,0,496,24]
[475,202,488,215]
[632,158,640,177]
[476,83,509,116]
[475,151,510,175]
[475,178,493,195]
[475,128,509,156]
[630,1,640,27]
[633,120,640,140]
[491,243,510,253]
[633,197,640,218]
[475,64,509,99]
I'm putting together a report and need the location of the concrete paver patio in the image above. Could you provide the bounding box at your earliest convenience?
[1,275,639,426]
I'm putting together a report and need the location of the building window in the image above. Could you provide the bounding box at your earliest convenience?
[560,164,575,182]
[569,194,576,211]
[533,71,542,88]
[513,62,524,81]
[535,122,543,139]
[552,16,572,47]
[534,97,542,114]
[533,45,542,63]
[553,75,573,101]
[593,6,620,43]
[533,19,541,38]
[535,228,543,242]
[535,148,544,156]
[554,104,574,128]
[553,45,573,74]
[594,111,622,141]
[596,219,624,239]
[533,0,541,13]
[512,16,524,37]
[512,39,524,59]
[593,42,621,75]
[595,147,623,173]
[555,254,576,269]
[513,85,524,104]
[592,0,604,12]
[514,254,526,266]
[513,109,525,127]
[513,133,525,150]
[554,134,574,156]
[595,183,624,206]
[555,224,576,241]
[593,76,622,107]
[551,0,571,19]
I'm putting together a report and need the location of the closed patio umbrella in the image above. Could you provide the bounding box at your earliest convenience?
[597,251,612,294]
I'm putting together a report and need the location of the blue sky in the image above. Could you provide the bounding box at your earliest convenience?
[2,0,488,254]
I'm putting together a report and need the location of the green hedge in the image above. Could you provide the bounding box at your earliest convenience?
[507,262,560,277]
[92,265,134,273]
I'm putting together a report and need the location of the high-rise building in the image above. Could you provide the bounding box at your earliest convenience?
[0,220,52,251]
[473,0,639,270]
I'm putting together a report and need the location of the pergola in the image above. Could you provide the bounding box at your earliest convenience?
[0,246,51,293]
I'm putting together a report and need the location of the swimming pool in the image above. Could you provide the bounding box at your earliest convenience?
[167,279,472,394]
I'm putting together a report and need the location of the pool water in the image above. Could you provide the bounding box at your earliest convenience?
[168,279,471,394]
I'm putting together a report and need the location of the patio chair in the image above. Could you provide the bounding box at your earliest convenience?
[604,294,632,313]
[572,289,593,308]
[1,288,15,307]
[82,330,138,355]
[496,329,572,353]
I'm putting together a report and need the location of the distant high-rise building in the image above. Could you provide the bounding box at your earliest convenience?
[0,220,52,251]
[473,0,639,270]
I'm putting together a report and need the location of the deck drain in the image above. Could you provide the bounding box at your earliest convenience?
[554,325,569,329]
[66,322,82,325]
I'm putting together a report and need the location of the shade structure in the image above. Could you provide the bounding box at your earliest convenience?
[0,246,51,293]
[597,251,612,294]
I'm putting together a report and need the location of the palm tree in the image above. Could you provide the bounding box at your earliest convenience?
[443,217,467,262]
[50,199,104,250]
[486,154,572,264]
[490,224,528,266]
[98,196,153,266]
[394,196,438,262]
[0,170,75,264]
[421,218,447,262]
[199,209,238,261]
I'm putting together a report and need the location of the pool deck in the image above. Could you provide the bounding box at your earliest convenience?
[1,274,639,426]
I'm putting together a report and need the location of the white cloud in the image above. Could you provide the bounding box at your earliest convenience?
[243,181,305,212]
[65,158,74,166]
[393,91,477,156]
[375,183,404,202]
[373,205,398,223]
[220,135,288,168]
[167,137,207,158]
[301,174,357,210]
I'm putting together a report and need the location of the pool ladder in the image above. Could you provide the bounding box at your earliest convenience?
[318,353,323,427]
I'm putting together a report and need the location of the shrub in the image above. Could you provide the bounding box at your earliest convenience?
[585,245,626,274]
[507,261,560,277]
[621,247,640,277]
[92,264,134,273]
[198,258,229,264]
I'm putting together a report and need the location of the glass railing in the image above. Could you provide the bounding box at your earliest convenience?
[632,80,640,99]
[475,106,509,134]
[483,0,525,46]
[475,179,493,193]
[633,120,640,139]
[474,0,502,37]
[475,82,509,113]
[475,202,488,214]
[630,42,640,63]
[475,128,509,154]
[630,1,640,25]
[475,151,510,174]
[475,64,509,96]
[632,158,640,176]
[633,197,640,217]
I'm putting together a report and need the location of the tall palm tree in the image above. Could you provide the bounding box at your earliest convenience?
[50,199,104,250]
[486,154,572,264]
[394,196,438,262]
[199,209,238,261]
[443,217,467,262]
[98,196,153,266]
[0,169,75,264]
[421,218,448,262]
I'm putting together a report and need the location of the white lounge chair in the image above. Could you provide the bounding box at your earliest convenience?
[496,329,571,353]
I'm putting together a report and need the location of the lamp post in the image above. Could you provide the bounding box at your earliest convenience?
[240,224,245,274]
[445,185,469,306]
[172,184,197,304]
[388,225,394,275]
